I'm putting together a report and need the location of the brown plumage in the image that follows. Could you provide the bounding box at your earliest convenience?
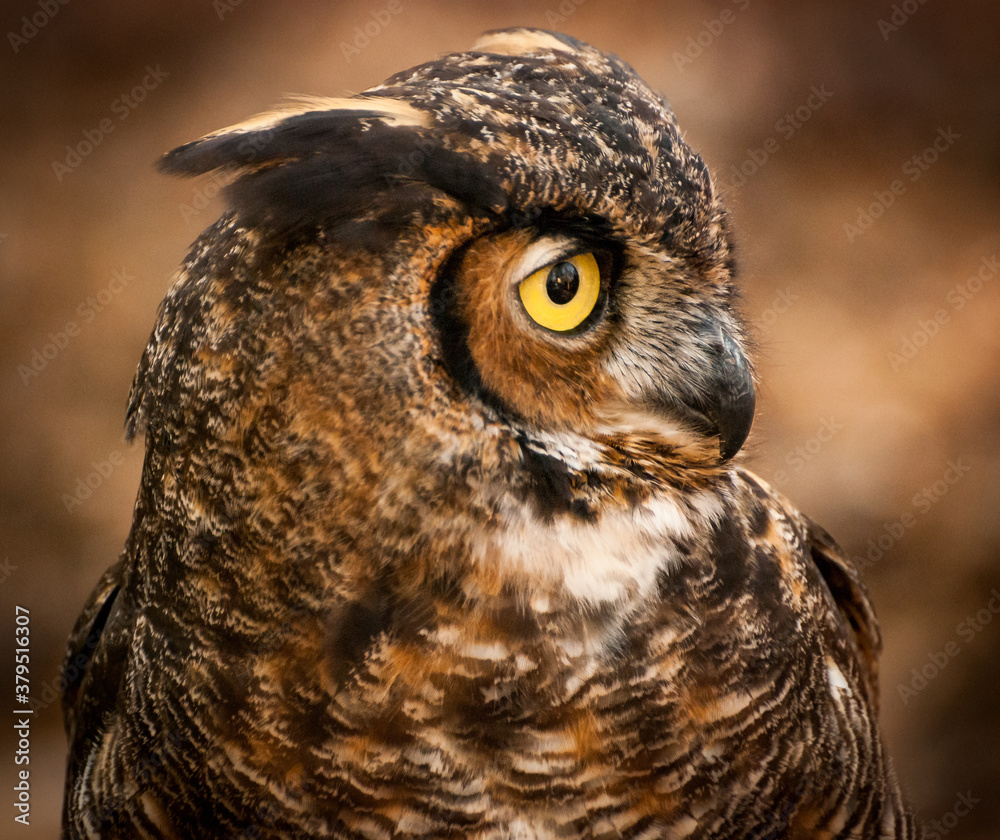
[62,28,915,839]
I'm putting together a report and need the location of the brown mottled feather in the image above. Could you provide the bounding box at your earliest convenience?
[63,28,914,840]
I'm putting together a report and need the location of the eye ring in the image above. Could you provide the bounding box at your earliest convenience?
[518,252,601,333]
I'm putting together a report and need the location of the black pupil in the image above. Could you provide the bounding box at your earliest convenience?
[546,262,580,305]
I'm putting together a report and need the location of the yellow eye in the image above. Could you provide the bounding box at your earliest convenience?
[517,252,601,333]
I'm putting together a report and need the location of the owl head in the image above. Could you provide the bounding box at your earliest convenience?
[131,29,755,570]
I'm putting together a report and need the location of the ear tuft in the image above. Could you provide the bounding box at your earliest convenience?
[158,97,431,177]
[157,96,506,240]
[472,28,582,57]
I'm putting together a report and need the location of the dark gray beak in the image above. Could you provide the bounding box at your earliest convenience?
[651,328,756,462]
[706,330,755,461]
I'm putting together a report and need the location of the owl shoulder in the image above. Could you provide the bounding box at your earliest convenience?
[732,467,882,697]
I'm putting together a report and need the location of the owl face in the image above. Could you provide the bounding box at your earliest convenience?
[137,30,754,591]
[152,29,754,478]
[443,224,753,461]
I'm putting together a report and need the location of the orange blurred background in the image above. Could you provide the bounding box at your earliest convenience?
[2,1,998,836]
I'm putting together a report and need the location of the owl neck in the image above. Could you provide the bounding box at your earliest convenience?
[390,421,731,622]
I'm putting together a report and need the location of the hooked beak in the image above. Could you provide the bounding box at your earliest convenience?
[706,329,755,460]
[651,328,756,462]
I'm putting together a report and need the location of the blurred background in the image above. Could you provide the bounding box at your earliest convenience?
[1,0,997,836]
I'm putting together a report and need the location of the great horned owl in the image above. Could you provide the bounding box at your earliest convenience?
[62,28,915,840]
